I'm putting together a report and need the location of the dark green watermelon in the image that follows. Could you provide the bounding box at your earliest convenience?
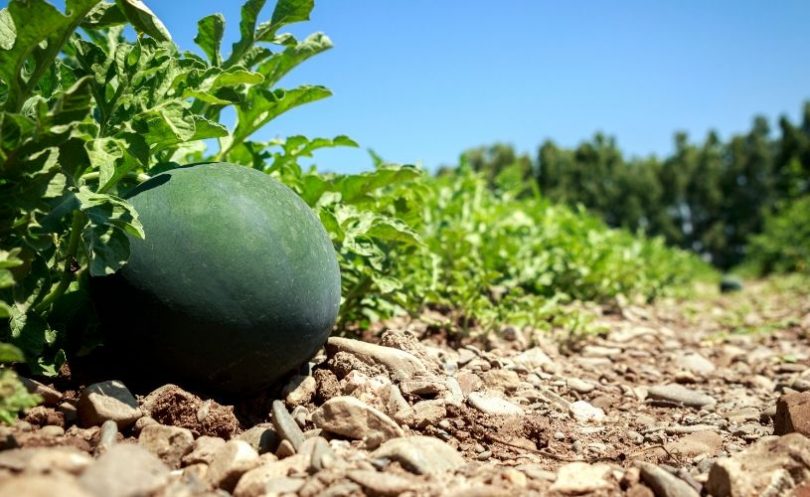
[92,163,340,394]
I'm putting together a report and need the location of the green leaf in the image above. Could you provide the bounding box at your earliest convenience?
[230,85,331,152]
[257,32,331,87]
[75,189,145,239]
[50,76,93,125]
[133,103,195,150]
[83,224,131,276]
[0,0,102,111]
[335,165,422,204]
[226,0,266,67]
[81,2,128,29]
[0,8,16,51]
[195,14,225,65]
[0,343,24,363]
[86,137,125,188]
[189,115,229,141]
[0,1,64,109]
[9,309,53,360]
[115,0,171,42]
[207,67,265,90]
[256,0,314,41]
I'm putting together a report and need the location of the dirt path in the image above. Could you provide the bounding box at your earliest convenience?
[1,279,809,496]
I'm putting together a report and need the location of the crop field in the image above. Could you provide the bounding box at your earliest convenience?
[0,1,809,496]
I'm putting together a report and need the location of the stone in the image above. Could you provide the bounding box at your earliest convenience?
[674,352,716,376]
[38,425,64,437]
[666,431,723,458]
[283,375,316,406]
[138,424,194,468]
[0,447,93,474]
[232,455,308,497]
[326,337,427,380]
[455,371,483,396]
[399,375,447,397]
[0,473,92,497]
[312,396,403,449]
[182,436,226,466]
[206,440,261,491]
[271,400,306,451]
[480,369,520,391]
[567,378,596,394]
[57,401,78,425]
[371,436,466,475]
[647,384,716,409]
[179,463,208,482]
[411,400,447,429]
[582,345,621,357]
[347,470,417,496]
[639,463,699,497]
[19,377,62,406]
[307,437,335,472]
[549,462,613,494]
[79,444,169,497]
[379,383,413,423]
[512,348,553,371]
[236,424,278,455]
[444,377,465,405]
[627,484,655,497]
[276,439,296,458]
[467,392,523,416]
[96,420,118,455]
[77,380,141,428]
[707,433,810,497]
[569,400,606,423]
[774,391,810,436]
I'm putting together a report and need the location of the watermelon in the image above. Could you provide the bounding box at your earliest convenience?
[92,163,341,394]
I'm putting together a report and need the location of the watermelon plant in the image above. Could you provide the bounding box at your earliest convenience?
[0,0,406,377]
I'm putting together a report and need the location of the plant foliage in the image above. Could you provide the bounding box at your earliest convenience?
[0,0,713,405]
[744,196,810,275]
[0,0,363,374]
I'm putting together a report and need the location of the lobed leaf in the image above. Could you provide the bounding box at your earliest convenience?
[195,14,225,65]
[115,0,171,42]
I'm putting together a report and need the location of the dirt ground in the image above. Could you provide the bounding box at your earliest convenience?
[2,277,809,496]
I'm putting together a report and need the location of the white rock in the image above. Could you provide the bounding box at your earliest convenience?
[512,348,553,371]
[371,436,466,475]
[79,445,169,497]
[206,440,261,491]
[707,433,810,497]
[138,424,194,468]
[312,396,403,449]
[674,352,716,376]
[468,392,524,416]
[77,380,141,428]
[326,337,427,380]
[550,462,613,494]
[569,400,606,423]
[282,375,316,406]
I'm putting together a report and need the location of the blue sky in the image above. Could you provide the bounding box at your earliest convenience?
[32,1,810,173]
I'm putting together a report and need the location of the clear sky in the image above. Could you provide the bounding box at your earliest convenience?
[35,1,810,173]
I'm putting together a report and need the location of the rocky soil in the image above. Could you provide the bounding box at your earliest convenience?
[1,279,809,497]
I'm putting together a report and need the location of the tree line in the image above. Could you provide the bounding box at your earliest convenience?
[447,102,810,270]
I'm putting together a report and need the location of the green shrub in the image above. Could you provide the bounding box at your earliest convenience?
[745,196,810,275]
